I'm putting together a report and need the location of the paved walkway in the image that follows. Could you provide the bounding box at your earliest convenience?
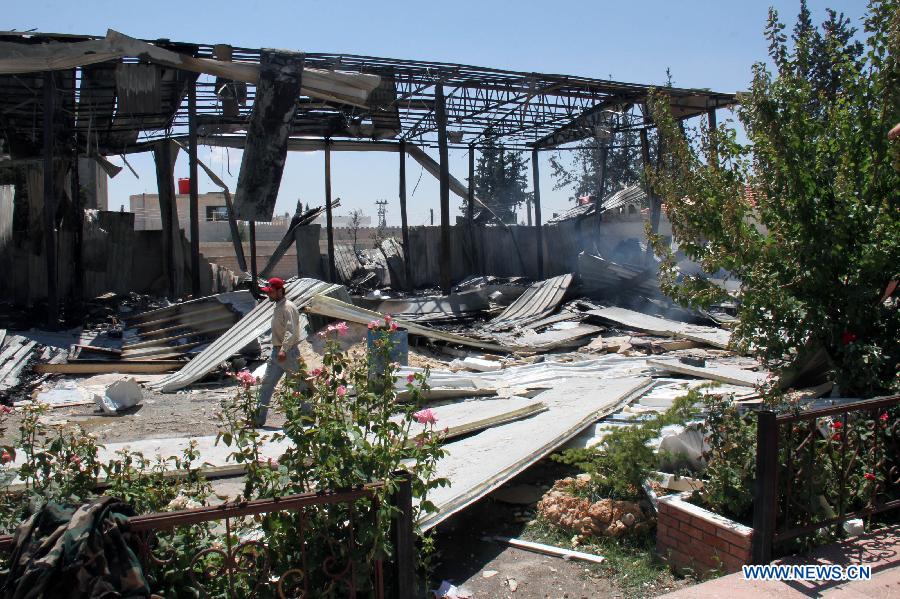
[659,525,900,598]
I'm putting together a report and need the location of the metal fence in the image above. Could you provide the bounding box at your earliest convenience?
[0,476,418,598]
[752,395,900,563]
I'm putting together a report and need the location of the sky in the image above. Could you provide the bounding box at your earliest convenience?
[6,0,870,226]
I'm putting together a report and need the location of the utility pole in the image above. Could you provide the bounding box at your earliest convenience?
[430,209,434,226]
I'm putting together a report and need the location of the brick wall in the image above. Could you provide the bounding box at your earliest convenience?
[656,493,753,574]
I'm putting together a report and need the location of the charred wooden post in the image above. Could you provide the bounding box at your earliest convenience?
[467,144,475,226]
[640,127,662,243]
[70,148,83,311]
[639,128,658,263]
[435,84,452,293]
[188,81,201,297]
[249,220,258,284]
[594,141,608,240]
[324,140,336,283]
[707,106,718,168]
[42,72,58,328]
[467,143,477,272]
[531,148,544,278]
[153,141,182,299]
[398,139,411,288]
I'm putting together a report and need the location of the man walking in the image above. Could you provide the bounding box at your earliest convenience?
[255,277,301,427]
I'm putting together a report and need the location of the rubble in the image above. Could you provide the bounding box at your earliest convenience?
[537,476,653,538]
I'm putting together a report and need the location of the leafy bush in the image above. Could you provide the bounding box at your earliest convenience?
[553,390,700,502]
[645,0,900,397]
[692,395,756,523]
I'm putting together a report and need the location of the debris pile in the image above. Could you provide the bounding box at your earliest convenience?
[537,475,654,538]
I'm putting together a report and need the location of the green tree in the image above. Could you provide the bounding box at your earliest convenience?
[549,128,646,203]
[646,0,899,397]
[465,134,531,223]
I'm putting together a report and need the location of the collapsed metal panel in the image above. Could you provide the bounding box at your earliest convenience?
[149,278,341,392]
[484,273,573,332]
[419,376,653,530]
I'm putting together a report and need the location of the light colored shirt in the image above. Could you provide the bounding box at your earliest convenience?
[271,297,301,351]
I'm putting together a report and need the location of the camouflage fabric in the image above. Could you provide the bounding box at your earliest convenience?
[0,496,149,599]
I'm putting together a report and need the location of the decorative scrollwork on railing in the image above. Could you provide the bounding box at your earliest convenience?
[189,538,271,596]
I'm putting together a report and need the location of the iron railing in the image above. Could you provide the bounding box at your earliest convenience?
[752,395,900,563]
[0,475,418,598]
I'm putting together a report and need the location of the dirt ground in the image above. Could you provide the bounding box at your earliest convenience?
[432,461,693,599]
[1,323,451,446]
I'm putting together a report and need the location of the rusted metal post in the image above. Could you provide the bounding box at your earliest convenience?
[752,410,778,564]
[399,139,411,288]
[249,220,258,284]
[435,84,452,293]
[188,80,201,297]
[42,72,59,328]
[531,148,544,278]
[390,471,416,598]
[324,140,336,283]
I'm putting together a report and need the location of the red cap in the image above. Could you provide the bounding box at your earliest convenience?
[260,277,285,293]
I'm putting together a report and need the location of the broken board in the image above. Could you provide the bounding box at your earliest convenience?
[647,358,771,388]
[404,396,546,441]
[33,360,183,375]
[587,306,731,349]
[418,376,652,530]
[305,294,522,353]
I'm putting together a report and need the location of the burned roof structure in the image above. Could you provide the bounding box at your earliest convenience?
[0,29,736,324]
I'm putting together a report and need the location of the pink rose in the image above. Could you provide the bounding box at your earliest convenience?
[368,320,380,330]
[384,314,393,323]
[1,450,12,464]
[235,369,256,389]
[414,408,437,425]
[390,321,398,331]
[406,374,416,384]
[311,367,323,378]
[333,322,349,336]
[337,385,347,397]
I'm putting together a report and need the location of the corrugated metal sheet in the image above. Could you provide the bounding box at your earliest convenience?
[418,376,653,530]
[578,252,659,297]
[587,305,731,349]
[149,278,341,392]
[483,274,573,332]
[305,294,521,353]
[547,185,647,224]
